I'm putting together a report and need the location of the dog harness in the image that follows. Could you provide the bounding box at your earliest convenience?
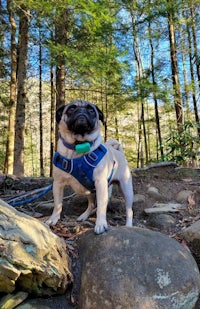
[53,144,114,192]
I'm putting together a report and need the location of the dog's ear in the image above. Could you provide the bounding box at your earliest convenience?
[56,105,66,124]
[96,106,105,125]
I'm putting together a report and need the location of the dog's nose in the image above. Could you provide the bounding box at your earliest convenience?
[78,115,87,121]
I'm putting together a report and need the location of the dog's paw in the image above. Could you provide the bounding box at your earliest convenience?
[45,215,60,226]
[125,219,133,227]
[94,221,109,234]
[77,212,89,222]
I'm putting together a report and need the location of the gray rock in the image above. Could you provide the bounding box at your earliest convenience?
[182,220,200,242]
[146,214,176,229]
[36,202,54,216]
[78,227,200,309]
[182,220,200,260]
[147,186,165,201]
[175,190,193,203]
[134,194,146,203]
[144,202,184,214]
[0,199,72,296]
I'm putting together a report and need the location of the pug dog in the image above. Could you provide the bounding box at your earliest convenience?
[46,100,134,234]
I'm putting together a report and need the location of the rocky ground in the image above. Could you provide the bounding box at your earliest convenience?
[0,162,200,308]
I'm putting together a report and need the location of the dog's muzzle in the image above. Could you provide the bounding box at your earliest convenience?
[68,112,97,135]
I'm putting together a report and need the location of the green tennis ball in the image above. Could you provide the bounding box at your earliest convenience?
[75,142,91,154]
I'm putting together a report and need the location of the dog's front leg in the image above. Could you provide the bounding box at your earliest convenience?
[46,181,64,226]
[94,178,109,234]
[77,193,96,222]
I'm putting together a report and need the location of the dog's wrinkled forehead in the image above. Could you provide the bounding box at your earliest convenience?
[65,100,97,113]
[56,100,105,125]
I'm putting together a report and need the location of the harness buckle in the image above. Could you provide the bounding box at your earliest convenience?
[62,159,69,171]
[88,152,98,161]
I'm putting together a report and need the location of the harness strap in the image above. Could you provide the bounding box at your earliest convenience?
[53,144,114,192]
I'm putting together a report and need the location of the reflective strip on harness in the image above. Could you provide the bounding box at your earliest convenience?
[53,144,113,192]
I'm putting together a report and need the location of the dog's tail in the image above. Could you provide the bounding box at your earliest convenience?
[105,139,124,153]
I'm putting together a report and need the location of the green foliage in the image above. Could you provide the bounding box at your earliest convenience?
[162,122,200,165]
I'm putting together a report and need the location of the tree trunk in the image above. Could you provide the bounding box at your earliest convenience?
[56,62,66,108]
[50,64,56,177]
[181,41,190,117]
[130,9,148,166]
[189,2,200,137]
[5,0,17,174]
[190,1,200,90]
[13,6,29,176]
[55,10,69,109]
[54,10,68,144]
[39,29,44,176]
[148,19,163,159]
[167,10,183,133]
[114,116,119,140]
[186,21,200,137]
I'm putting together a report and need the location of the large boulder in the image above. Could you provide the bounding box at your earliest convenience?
[78,227,200,309]
[0,199,72,296]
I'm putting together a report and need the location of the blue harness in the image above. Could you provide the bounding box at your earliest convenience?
[53,144,114,192]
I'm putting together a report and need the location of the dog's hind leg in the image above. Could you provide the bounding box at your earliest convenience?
[120,176,134,227]
[77,193,96,222]
[108,184,113,200]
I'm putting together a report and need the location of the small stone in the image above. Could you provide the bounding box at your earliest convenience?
[144,202,184,214]
[182,220,200,243]
[175,190,193,203]
[36,202,54,213]
[147,186,165,201]
[146,214,176,229]
[134,194,146,203]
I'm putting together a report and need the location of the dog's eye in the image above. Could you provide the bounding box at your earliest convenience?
[66,105,77,115]
[86,105,95,114]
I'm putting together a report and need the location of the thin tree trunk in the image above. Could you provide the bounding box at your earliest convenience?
[5,0,17,174]
[55,10,69,109]
[167,10,183,133]
[39,28,44,176]
[54,10,68,144]
[13,6,29,176]
[104,81,109,142]
[114,116,119,140]
[148,20,163,158]
[186,22,200,134]
[130,9,148,166]
[50,64,55,177]
[141,101,148,165]
[137,101,142,168]
[190,1,200,89]
[189,2,200,136]
[56,62,66,108]
[181,44,190,117]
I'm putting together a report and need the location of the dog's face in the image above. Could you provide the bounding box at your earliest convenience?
[56,100,105,136]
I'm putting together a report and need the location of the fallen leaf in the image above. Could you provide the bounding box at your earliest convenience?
[188,194,196,207]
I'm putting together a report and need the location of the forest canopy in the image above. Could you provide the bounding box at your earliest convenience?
[0,0,200,177]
